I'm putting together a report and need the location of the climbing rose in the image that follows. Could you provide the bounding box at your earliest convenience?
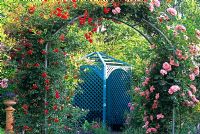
[155,93,159,100]
[44,110,48,115]
[41,72,47,78]
[130,106,134,111]
[150,115,153,121]
[55,90,60,99]
[54,118,59,123]
[27,50,33,55]
[59,34,65,41]
[152,0,160,7]
[189,73,195,81]
[170,58,179,67]
[193,66,199,76]
[103,7,110,14]
[152,100,158,109]
[34,63,40,67]
[168,85,180,94]
[175,25,186,32]
[134,87,140,92]
[53,48,59,53]
[146,127,157,133]
[160,69,167,75]
[190,84,197,93]
[32,84,38,89]
[196,29,200,39]
[167,7,177,16]
[149,3,154,12]
[150,86,155,92]
[188,90,193,97]
[38,38,45,44]
[157,113,164,119]
[28,5,36,14]
[191,96,199,103]
[162,62,172,72]
[112,7,121,14]
[0,78,8,88]
[53,105,58,111]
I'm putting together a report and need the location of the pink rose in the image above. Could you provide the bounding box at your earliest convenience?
[128,102,132,107]
[168,85,180,95]
[152,100,158,109]
[140,91,145,97]
[190,84,197,93]
[149,3,154,12]
[193,66,199,76]
[175,25,186,32]
[150,86,155,92]
[130,106,134,111]
[188,90,193,97]
[157,113,164,120]
[146,127,157,133]
[192,95,199,103]
[143,116,148,122]
[153,0,160,7]
[112,7,121,14]
[160,69,167,75]
[134,87,140,92]
[170,58,179,67]
[150,115,154,121]
[196,29,200,39]
[155,93,160,100]
[189,73,195,81]
[0,78,8,88]
[163,62,172,72]
[167,7,177,16]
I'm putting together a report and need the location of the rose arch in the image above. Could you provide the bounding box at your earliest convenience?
[2,0,200,134]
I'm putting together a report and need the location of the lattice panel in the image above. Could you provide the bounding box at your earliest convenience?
[106,69,131,125]
[74,65,103,121]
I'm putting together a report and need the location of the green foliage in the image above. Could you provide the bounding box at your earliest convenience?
[0,127,5,134]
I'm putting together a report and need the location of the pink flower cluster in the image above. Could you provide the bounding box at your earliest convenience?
[128,103,134,111]
[142,77,150,86]
[166,8,177,16]
[175,25,186,32]
[0,78,8,88]
[189,66,199,81]
[146,127,157,133]
[149,0,160,12]
[168,85,180,95]
[112,7,121,14]
[160,62,173,75]
[196,29,200,39]
[157,113,164,120]
[175,49,188,60]
[189,45,199,55]
[134,87,140,93]
[187,88,199,104]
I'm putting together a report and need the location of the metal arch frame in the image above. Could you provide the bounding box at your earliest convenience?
[50,13,175,129]
[96,52,107,128]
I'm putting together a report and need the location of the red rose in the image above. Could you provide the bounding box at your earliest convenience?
[103,7,110,14]
[59,34,65,41]
[27,50,33,55]
[79,17,86,25]
[88,17,93,24]
[53,105,58,111]
[45,79,50,84]
[38,38,45,44]
[55,90,60,99]
[54,118,59,123]
[44,109,48,115]
[28,6,36,14]
[32,84,38,89]
[88,39,93,43]
[41,50,47,55]
[22,104,29,110]
[42,72,47,78]
[45,85,49,91]
[53,48,59,53]
[34,63,40,67]
[92,27,97,32]
[61,12,69,20]
[23,125,29,130]
[72,0,76,2]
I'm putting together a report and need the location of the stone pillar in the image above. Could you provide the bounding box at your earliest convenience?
[4,100,16,134]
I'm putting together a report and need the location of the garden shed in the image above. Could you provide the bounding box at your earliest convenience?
[74,52,132,127]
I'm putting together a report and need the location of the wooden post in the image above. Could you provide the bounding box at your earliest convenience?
[4,100,16,134]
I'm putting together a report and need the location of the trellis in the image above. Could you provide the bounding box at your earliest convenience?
[74,52,131,127]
